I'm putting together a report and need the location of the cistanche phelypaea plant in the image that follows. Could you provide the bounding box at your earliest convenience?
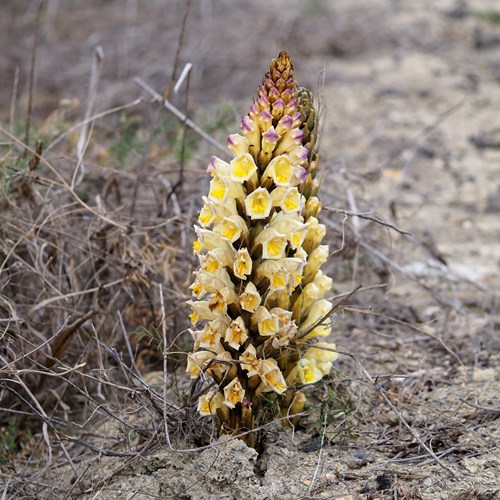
[187,51,337,447]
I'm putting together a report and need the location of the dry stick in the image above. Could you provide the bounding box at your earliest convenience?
[73,46,104,188]
[164,0,191,100]
[134,78,229,157]
[325,207,414,238]
[47,98,143,151]
[117,311,139,378]
[159,283,174,451]
[29,278,125,313]
[23,1,44,153]
[170,65,192,195]
[344,306,464,367]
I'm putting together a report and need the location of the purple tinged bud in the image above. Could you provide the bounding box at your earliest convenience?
[249,103,259,119]
[292,112,302,127]
[296,146,309,160]
[272,98,285,117]
[207,155,218,175]
[276,115,293,136]
[258,85,267,97]
[262,127,280,145]
[284,97,298,114]
[268,87,280,101]
[291,128,304,142]
[241,115,256,133]
[294,166,308,182]
[259,109,273,131]
[257,95,270,110]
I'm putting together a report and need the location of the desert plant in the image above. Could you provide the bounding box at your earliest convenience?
[186,51,337,446]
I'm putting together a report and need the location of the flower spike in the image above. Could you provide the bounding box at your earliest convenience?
[187,52,335,447]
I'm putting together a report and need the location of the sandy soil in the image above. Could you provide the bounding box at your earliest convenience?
[1,0,499,499]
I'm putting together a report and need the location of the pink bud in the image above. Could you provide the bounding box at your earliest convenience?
[241,115,256,133]
[262,127,279,145]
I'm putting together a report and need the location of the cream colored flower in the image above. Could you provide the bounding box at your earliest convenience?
[303,217,327,253]
[225,316,249,350]
[244,187,273,220]
[239,344,261,377]
[304,342,338,376]
[197,317,231,349]
[186,350,215,379]
[286,358,323,385]
[198,391,224,416]
[251,306,280,337]
[303,245,329,283]
[207,350,233,379]
[254,228,287,260]
[223,378,245,408]
[208,174,229,204]
[214,215,247,243]
[198,197,237,228]
[259,358,287,394]
[201,248,234,275]
[239,282,262,312]
[229,153,258,183]
[227,134,249,157]
[206,155,230,177]
[233,248,252,280]
[271,186,304,214]
[300,299,332,331]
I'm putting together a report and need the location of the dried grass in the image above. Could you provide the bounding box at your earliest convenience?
[1,1,499,499]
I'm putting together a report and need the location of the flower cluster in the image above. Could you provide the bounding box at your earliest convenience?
[187,52,337,444]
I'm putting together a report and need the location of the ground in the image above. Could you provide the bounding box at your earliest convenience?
[0,0,499,499]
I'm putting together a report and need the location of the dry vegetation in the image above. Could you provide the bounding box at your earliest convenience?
[1,1,499,499]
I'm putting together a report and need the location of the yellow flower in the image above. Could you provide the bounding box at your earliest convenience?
[239,344,261,377]
[198,196,237,228]
[223,378,245,408]
[251,306,280,337]
[244,187,273,220]
[233,248,252,280]
[286,358,323,385]
[271,186,304,214]
[215,215,247,243]
[263,155,294,186]
[198,391,224,416]
[229,153,258,183]
[206,156,230,177]
[225,316,249,350]
[209,174,229,204]
[303,245,329,283]
[259,358,287,394]
[186,350,215,379]
[302,217,327,253]
[255,228,287,259]
[207,350,233,379]
[227,134,249,157]
[304,342,338,365]
[239,282,262,312]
